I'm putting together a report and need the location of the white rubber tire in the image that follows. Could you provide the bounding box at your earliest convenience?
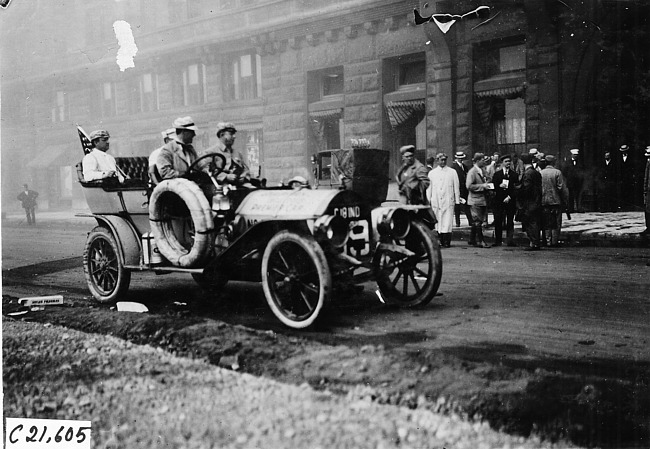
[149,178,214,268]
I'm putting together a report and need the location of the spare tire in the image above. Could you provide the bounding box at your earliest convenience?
[149,178,214,267]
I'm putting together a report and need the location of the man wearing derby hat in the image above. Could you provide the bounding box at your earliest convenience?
[641,146,650,235]
[561,148,585,213]
[395,145,430,205]
[158,117,199,180]
[451,150,472,226]
[82,129,126,183]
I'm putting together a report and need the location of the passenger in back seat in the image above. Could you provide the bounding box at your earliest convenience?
[82,130,128,184]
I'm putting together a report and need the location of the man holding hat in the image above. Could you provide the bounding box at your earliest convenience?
[641,146,650,235]
[396,145,430,205]
[149,128,175,186]
[158,117,199,180]
[82,129,125,183]
[451,151,472,226]
[201,121,252,187]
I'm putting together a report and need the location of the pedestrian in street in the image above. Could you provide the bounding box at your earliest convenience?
[491,154,518,246]
[466,153,492,248]
[541,155,569,247]
[597,150,617,212]
[428,152,460,248]
[396,145,430,205]
[561,148,585,213]
[149,128,175,186]
[451,151,472,226]
[615,144,638,211]
[158,117,200,180]
[516,153,543,251]
[641,146,650,236]
[82,129,126,183]
[16,184,38,225]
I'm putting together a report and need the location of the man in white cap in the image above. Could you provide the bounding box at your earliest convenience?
[451,151,472,226]
[82,129,126,183]
[641,146,650,235]
[561,148,585,213]
[157,117,199,180]
[149,128,175,186]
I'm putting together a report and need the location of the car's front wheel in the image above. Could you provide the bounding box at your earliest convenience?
[261,231,331,329]
[83,226,131,303]
[373,219,442,307]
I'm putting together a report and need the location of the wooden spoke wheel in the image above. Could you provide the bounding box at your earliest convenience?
[83,226,131,303]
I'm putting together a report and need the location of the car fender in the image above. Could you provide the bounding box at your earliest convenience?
[90,214,141,266]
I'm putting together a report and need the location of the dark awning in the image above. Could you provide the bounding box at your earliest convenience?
[474,72,526,99]
[384,86,426,128]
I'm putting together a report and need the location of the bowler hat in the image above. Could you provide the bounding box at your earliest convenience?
[173,116,198,132]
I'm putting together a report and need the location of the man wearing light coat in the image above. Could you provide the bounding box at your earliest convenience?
[428,153,460,248]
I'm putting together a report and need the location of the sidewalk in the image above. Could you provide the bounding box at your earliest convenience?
[2,209,648,247]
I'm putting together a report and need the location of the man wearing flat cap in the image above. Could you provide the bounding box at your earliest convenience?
[451,151,472,226]
[200,121,252,187]
[82,129,125,183]
[396,145,430,205]
[157,117,199,180]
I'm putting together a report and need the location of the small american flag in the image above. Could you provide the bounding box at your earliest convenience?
[77,125,94,155]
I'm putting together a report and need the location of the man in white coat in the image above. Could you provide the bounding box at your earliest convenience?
[428,152,460,247]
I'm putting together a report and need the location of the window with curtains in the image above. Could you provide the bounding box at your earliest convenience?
[141,73,158,112]
[223,51,262,101]
[473,39,526,154]
[173,63,207,106]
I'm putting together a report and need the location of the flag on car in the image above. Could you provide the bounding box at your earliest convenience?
[77,125,94,155]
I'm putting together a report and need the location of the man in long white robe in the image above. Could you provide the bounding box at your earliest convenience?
[428,152,460,247]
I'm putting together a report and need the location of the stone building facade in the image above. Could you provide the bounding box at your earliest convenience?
[2,0,648,211]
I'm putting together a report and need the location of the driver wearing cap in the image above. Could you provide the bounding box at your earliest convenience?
[201,122,252,187]
[157,116,199,180]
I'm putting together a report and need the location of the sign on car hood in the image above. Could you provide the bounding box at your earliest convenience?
[237,189,345,219]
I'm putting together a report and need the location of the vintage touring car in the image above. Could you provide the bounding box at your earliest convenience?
[77,148,442,329]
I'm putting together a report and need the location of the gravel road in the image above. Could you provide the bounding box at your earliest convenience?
[3,318,580,449]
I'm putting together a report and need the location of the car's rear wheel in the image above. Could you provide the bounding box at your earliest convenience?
[261,231,331,329]
[373,220,442,307]
[83,226,131,303]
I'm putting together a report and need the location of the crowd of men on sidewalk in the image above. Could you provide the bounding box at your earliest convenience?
[397,145,650,250]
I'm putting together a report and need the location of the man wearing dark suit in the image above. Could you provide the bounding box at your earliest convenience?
[561,148,585,213]
[516,154,543,251]
[597,150,617,212]
[491,154,519,246]
[17,184,38,225]
[615,144,638,211]
[451,151,472,227]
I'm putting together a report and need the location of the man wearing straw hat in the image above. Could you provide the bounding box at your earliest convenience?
[157,116,199,180]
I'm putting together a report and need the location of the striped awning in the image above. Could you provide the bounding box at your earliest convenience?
[385,98,425,128]
[309,108,342,120]
[474,72,525,99]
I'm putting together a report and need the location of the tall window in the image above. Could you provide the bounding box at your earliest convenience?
[224,52,262,101]
[51,91,67,123]
[141,73,158,112]
[182,63,206,106]
[308,66,345,156]
[101,82,116,117]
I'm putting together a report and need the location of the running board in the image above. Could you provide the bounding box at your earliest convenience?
[124,264,204,274]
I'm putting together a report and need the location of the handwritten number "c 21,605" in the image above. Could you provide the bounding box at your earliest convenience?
[8,424,91,445]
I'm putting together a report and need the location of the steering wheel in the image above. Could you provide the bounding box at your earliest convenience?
[188,153,227,179]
